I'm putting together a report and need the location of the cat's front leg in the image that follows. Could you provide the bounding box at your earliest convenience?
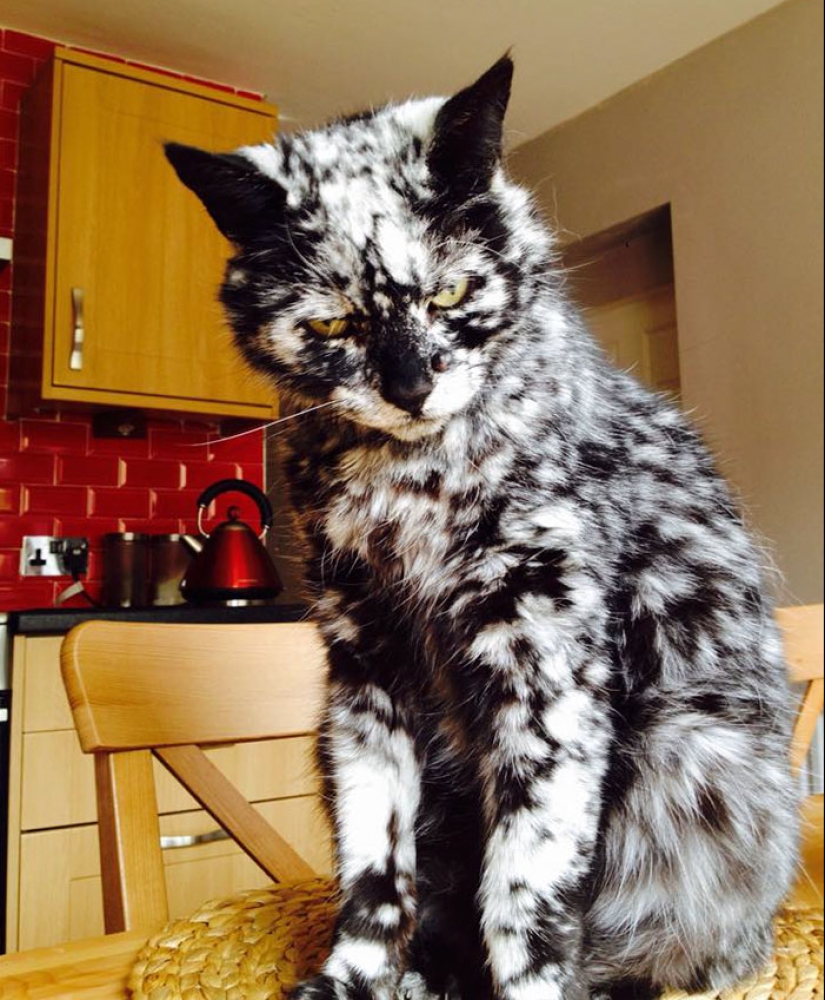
[292,641,420,1000]
[452,605,612,1000]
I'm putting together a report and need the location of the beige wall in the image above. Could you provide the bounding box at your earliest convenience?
[511,0,823,603]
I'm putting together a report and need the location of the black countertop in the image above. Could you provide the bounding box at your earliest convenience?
[7,602,310,636]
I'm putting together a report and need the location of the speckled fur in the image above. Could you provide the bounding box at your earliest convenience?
[166,57,798,1000]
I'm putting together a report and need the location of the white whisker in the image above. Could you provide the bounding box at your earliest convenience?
[189,399,342,449]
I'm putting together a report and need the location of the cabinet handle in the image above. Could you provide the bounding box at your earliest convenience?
[69,287,85,370]
[160,828,231,850]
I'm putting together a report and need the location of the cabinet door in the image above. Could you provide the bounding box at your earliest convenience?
[50,61,278,416]
[21,729,320,831]
[17,799,331,950]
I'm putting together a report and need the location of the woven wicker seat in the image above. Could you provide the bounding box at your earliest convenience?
[129,879,337,1000]
[60,609,823,1000]
[128,883,822,1000]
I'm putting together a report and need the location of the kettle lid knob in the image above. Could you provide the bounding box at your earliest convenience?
[194,479,274,540]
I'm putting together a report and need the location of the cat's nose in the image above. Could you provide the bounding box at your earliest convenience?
[383,374,434,414]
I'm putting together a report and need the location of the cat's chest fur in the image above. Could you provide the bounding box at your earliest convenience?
[324,440,476,600]
[298,416,526,607]
[298,414,596,629]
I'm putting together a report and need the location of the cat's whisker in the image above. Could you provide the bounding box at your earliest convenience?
[261,400,344,442]
[184,399,343,453]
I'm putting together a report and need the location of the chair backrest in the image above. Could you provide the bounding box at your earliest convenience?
[775,604,824,909]
[61,608,823,934]
[60,619,328,934]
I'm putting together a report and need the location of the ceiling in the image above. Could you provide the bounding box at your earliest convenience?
[3,0,790,142]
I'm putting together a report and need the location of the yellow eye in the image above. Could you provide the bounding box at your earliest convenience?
[307,317,352,337]
[429,278,470,310]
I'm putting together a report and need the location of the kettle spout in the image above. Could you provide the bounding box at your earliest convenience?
[181,534,204,555]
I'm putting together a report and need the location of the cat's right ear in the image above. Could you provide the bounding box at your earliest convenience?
[428,55,513,199]
[164,142,285,244]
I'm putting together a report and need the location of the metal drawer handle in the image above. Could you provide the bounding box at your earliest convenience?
[160,828,230,850]
[69,287,85,370]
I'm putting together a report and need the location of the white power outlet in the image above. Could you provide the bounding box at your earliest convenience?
[20,536,89,577]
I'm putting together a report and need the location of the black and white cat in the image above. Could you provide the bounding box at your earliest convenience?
[166,57,798,1000]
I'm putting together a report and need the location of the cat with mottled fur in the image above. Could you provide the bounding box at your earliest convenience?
[166,57,798,1000]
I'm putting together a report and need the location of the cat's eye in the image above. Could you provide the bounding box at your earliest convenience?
[429,278,470,310]
[307,317,353,337]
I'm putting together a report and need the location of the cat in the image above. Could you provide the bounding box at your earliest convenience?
[165,56,799,1000]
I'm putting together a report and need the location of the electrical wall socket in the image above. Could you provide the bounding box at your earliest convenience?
[20,536,89,577]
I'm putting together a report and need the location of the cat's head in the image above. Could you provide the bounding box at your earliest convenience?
[166,56,551,441]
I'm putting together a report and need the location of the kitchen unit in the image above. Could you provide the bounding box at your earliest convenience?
[9,48,279,420]
[3,607,332,953]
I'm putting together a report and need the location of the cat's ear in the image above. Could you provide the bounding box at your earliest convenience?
[428,55,513,198]
[164,142,286,244]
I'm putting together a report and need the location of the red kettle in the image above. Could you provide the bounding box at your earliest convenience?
[180,479,283,605]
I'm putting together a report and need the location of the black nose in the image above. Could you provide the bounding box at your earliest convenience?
[383,375,434,414]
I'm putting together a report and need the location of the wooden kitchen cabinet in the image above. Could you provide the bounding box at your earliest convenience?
[5,634,332,952]
[9,49,280,419]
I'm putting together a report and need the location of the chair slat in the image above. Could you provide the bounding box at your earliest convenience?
[156,744,317,882]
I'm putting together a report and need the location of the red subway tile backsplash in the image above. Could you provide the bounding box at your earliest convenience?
[210,428,265,465]
[89,487,152,520]
[184,460,242,491]
[56,516,120,540]
[0,108,18,142]
[0,30,265,611]
[148,427,213,460]
[57,454,122,486]
[23,484,89,516]
[151,489,204,521]
[2,29,57,61]
[1,80,27,113]
[0,514,54,547]
[21,419,90,454]
[0,578,56,610]
[0,420,19,451]
[0,451,55,484]
[121,458,182,489]
[87,433,151,459]
[0,549,20,581]
[0,486,20,514]
[0,196,12,236]
[0,50,37,87]
[0,139,14,169]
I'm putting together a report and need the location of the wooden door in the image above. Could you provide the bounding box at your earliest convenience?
[50,61,278,415]
[584,284,681,399]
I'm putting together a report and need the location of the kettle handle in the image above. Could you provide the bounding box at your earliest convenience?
[195,478,274,539]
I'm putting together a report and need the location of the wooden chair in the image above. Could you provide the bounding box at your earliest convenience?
[59,619,330,936]
[54,608,822,999]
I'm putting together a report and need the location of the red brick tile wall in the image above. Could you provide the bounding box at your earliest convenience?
[0,29,265,610]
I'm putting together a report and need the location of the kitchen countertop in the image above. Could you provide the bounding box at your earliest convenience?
[7,602,309,636]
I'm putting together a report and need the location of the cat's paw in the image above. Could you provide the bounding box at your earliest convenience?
[289,974,348,999]
[397,970,443,999]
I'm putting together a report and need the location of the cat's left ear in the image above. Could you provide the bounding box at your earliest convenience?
[165,142,286,245]
[428,55,513,198]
